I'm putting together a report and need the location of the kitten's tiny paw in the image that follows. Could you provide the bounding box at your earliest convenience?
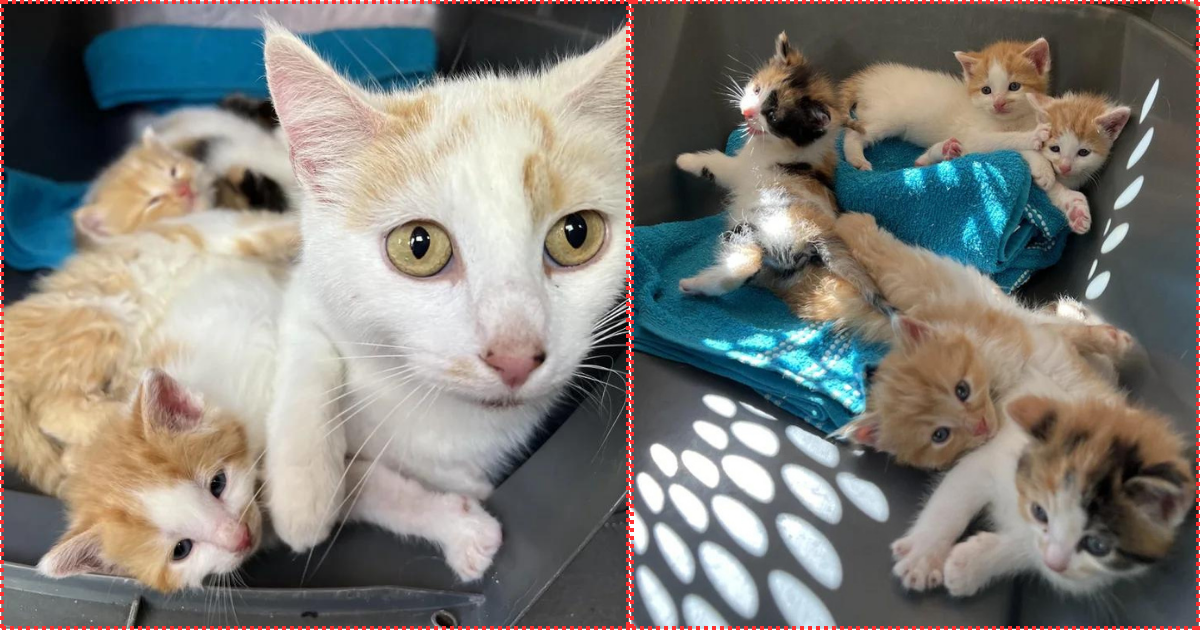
[679,275,727,297]
[1031,123,1052,150]
[442,500,503,582]
[1097,325,1135,356]
[1065,193,1091,234]
[849,157,874,171]
[1030,161,1057,190]
[892,539,949,592]
[943,533,995,597]
[676,153,705,176]
[942,138,963,160]
[891,537,914,560]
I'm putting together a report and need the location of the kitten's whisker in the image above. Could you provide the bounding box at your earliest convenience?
[333,340,417,351]
[322,353,412,363]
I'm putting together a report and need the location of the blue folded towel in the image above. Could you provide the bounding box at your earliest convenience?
[725,131,1069,293]
[634,214,886,433]
[3,170,89,271]
[85,26,436,110]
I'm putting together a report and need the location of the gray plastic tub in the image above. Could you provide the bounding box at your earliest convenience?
[3,5,627,626]
[632,4,1195,625]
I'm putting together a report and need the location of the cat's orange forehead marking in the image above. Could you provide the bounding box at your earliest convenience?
[523,152,566,223]
[962,40,1049,95]
[1045,94,1115,146]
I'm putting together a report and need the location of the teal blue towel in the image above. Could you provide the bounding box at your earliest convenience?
[3,170,89,270]
[85,26,436,109]
[725,131,1069,292]
[633,215,886,433]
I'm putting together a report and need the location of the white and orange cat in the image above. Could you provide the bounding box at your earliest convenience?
[259,22,629,553]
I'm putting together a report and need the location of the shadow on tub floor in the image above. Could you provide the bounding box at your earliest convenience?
[520,508,627,626]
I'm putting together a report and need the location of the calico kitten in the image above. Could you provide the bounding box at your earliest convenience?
[7,210,299,496]
[791,213,1132,469]
[675,33,885,311]
[893,395,1192,597]
[842,38,1051,171]
[260,22,629,551]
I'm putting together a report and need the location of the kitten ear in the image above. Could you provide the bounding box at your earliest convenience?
[73,205,111,242]
[1005,396,1057,440]
[1094,106,1131,141]
[544,25,627,135]
[136,368,205,435]
[39,526,118,579]
[893,316,933,351]
[1021,38,1051,76]
[954,52,980,77]
[1125,472,1193,530]
[1025,92,1053,124]
[774,32,802,65]
[836,413,880,447]
[262,21,385,199]
[140,127,164,149]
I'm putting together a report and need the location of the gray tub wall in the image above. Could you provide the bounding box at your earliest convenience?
[4,5,628,626]
[634,4,1194,625]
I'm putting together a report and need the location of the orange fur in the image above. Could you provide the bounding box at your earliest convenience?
[957,40,1050,97]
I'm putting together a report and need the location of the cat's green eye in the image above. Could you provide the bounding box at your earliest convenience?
[386,221,453,278]
[545,210,606,268]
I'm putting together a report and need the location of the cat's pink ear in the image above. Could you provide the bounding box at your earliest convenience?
[73,205,111,242]
[1005,395,1057,440]
[140,126,164,149]
[954,51,980,76]
[137,369,205,435]
[262,21,384,200]
[1025,93,1053,123]
[544,25,627,135]
[1126,471,1192,530]
[1095,106,1131,141]
[1021,38,1051,76]
[893,316,933,350]
[39,526,118,579]
[774,31,802,65]
[839,413,880,447]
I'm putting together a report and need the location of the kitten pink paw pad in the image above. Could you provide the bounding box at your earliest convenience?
[1031,124,1052,150]
[1067,199,1091,234]
[943,534,994,597]
[941,138,963,160]
[892,544,948,592]
[1099,325,1134,354]
[443,501,503,582]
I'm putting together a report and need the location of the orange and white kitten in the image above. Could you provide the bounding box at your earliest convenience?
[74,106,296,244]
[789,213,1132,469]
[893,395,1192,597]
[259,23,628,553]
[842,38,1051,172]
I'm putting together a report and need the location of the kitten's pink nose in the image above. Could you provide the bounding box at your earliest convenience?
[175,183,194,199]
[1058,163,1073,175]
[1043,545,1071,573]
[992,100,1008,113]
[483,344,546,389]
[742,108,759,121]
[218,523,252,553]
[972,418,990,437]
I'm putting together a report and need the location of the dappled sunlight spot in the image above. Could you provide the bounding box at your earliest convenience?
[1139,78,1159,124]
[712,494,769,557]
[777,513,843,590]
[682,594,730,626]
[694,421,730,450]
[1113,175,1143,211]
[653,522,696,584]
[731,420,781,457]
[902,167,926,193]
[702,338,734,353]
[1127,127,1153,169]
[668,483,710,533]
[933,160,960,187]
[1101,223,1129,254]
[835,472,890,523]
[636,566,679,626]
[1085,271,1111,301]
[682,450,721,488]
[961,215,982,251]
[702,394,738,418]
[633,509,648,555]
[738,333,780,352]
[785,425,840,468]
[739,401,778,421]
[649,443,679,477]
[637,472,665,514]
[722,454,775,503]
[768,570,836,626]
[971,162,1002,217]
[699,541,759,618]
[781,464,842,525]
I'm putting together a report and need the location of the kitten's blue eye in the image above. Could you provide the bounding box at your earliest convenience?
[931,427,951,444]
[1049,146,1061,153]
[1080,534,1111,557]
[981,86,992,95]
[1077,148,1091,157]
[1031,503,1048,524]
[1008,82,1021,92]
[209,470,227,498]
[172,539,193,561]
[955,380,971,402]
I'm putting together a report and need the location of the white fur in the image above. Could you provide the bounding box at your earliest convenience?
[261,22,628,565]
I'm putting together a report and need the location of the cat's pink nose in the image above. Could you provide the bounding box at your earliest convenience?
[992,100,1007,113]
[483,345,546,389]
[175,183,194,199]
[218,523,252,553]
[1058,163,1073,175]
[742,107,759,121]
[972,418,989,437]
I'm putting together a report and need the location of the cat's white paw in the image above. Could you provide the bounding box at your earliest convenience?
[849,156,874,171]
[892,536,949,592]
[676,153,707,177]
[1065,192,1091,234]
[442,498,503,582]
[1030,123,1052,150]
[679,274,727,297]
[1097,325,1135,357]
[943,533,995,597]
[1030,160,1057,190]
[267,472,339,552]
[941,138,963,160]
